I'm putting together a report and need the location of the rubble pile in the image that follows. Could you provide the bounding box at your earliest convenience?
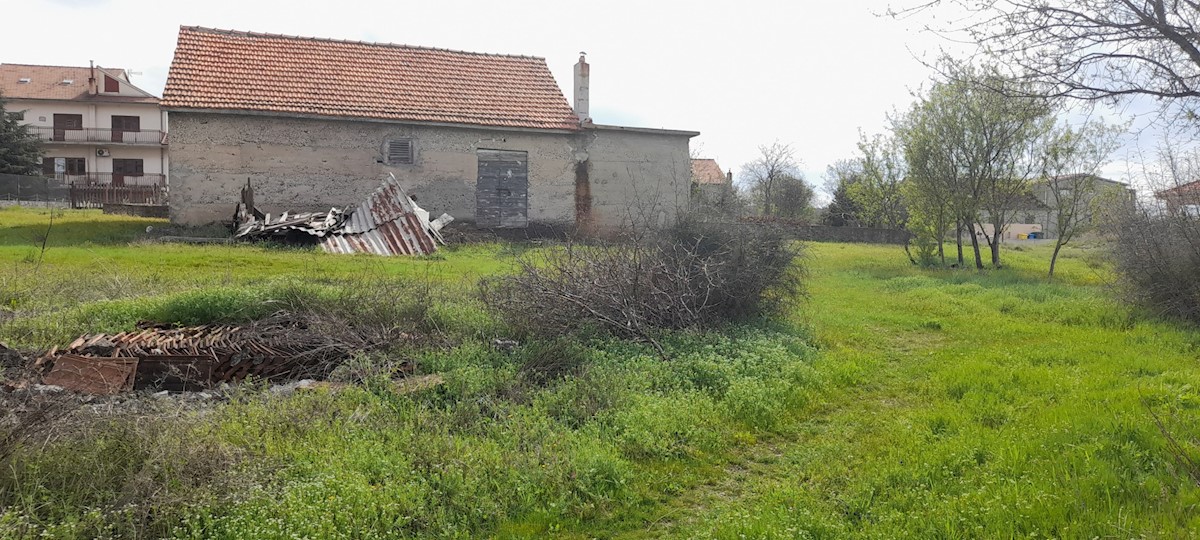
[233,174,454,256]
[34,313,394,395]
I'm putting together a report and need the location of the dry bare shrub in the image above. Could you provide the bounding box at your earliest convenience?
[482,217,802,352]
[1110,203,1200,324]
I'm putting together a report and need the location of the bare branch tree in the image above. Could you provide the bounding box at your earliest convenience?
[740,142,801,217]
[904,0,1200,109]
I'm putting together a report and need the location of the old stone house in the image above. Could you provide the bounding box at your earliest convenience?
[161,26,697,229]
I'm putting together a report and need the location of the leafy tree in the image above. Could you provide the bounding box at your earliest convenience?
[772,173,816,222]
[852,132,908,229]
[822,160,864,226]
[896,62,1055,269]
[0,94,41,175]
[895,87,967,266]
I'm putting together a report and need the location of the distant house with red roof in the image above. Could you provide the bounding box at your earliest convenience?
[690,158,735,206]
[1,63,167,186]
[690,159,729,186]
[1156,180,1200,215]
[162,26,698,229]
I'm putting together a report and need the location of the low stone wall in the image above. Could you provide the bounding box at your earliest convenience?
[728,221,912,245]
[103,203,170,219]
[787,225,912,245]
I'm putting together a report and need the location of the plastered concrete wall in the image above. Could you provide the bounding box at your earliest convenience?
[40,144,165,177]
[168,113,694,229]
[581,128,692,229]
[10,99,163,130]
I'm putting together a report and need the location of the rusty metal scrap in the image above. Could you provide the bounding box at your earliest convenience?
[233,174,452,256]
[42,355,138,395]
[38,313,386,394]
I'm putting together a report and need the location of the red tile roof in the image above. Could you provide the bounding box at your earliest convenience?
[162,26,582,131]
[0,64,158,103]
[691,158,728,185]
[1157,179,1200,198]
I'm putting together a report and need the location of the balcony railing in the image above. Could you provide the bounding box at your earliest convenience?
[53,173,166,186]
[29,126,168,145]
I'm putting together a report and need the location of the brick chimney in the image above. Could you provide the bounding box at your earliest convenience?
[87,61,98,96]
[573,52,590,123]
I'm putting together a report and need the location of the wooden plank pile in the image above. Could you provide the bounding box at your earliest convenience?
[36,313,382,395]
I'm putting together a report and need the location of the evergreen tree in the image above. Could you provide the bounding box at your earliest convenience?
[0,94,42,175]
[824,180,863,226]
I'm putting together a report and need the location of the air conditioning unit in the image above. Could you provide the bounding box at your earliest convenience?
[96,148,111,157]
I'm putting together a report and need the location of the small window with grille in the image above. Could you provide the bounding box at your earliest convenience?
[385,138,414,165]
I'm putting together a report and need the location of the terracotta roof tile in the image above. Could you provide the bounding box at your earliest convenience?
[0,64,158,103]
[691,158,728,185]
[162,26,582,131]
[1157,179,1200,198]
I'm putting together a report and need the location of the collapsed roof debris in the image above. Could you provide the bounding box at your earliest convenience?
[233,174,453,255]
[35,313,409,395]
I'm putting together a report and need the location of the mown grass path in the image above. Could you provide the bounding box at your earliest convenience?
[622,242,1200,539]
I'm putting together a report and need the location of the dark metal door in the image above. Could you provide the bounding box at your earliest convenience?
[476,149,528,228]
[111,158,143,187]
[53,114,82,142]
[111,115,140,142]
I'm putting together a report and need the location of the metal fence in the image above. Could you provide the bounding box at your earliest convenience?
[29,126,168,145]
[69,184,168,209]
[0,173,70,204]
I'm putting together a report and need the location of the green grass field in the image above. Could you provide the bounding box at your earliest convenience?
[1,207,1198,538]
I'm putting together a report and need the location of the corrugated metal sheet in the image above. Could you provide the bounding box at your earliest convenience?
[235,175,449,256]
[320,175,442,255]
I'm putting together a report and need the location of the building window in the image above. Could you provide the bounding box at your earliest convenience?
[112,158,144,186]
[385,138,414,165]
[111,115,141,142]
[104,75,120,93]
[4,111,23,121]
[111,115,140,132]
[42,157,87,176]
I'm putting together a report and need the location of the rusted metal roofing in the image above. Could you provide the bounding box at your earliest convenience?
[235,174,451,256]
[320,175,447,255]
[42,355,137,395]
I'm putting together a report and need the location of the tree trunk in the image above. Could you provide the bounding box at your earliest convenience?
[1048,239,1064,279]
[969,225,984,270]
[990,232,1002,268]
[955,221,965,267]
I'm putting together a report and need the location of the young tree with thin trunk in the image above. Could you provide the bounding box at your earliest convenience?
[899,62,1056,269]
[852,132,908,230]
[895,104,958,265]
[1040,122,1122,279]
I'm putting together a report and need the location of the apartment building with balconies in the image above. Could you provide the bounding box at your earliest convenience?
[0,63,167,186]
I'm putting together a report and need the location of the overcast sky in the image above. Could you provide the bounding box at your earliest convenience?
[5,0,1170,199]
